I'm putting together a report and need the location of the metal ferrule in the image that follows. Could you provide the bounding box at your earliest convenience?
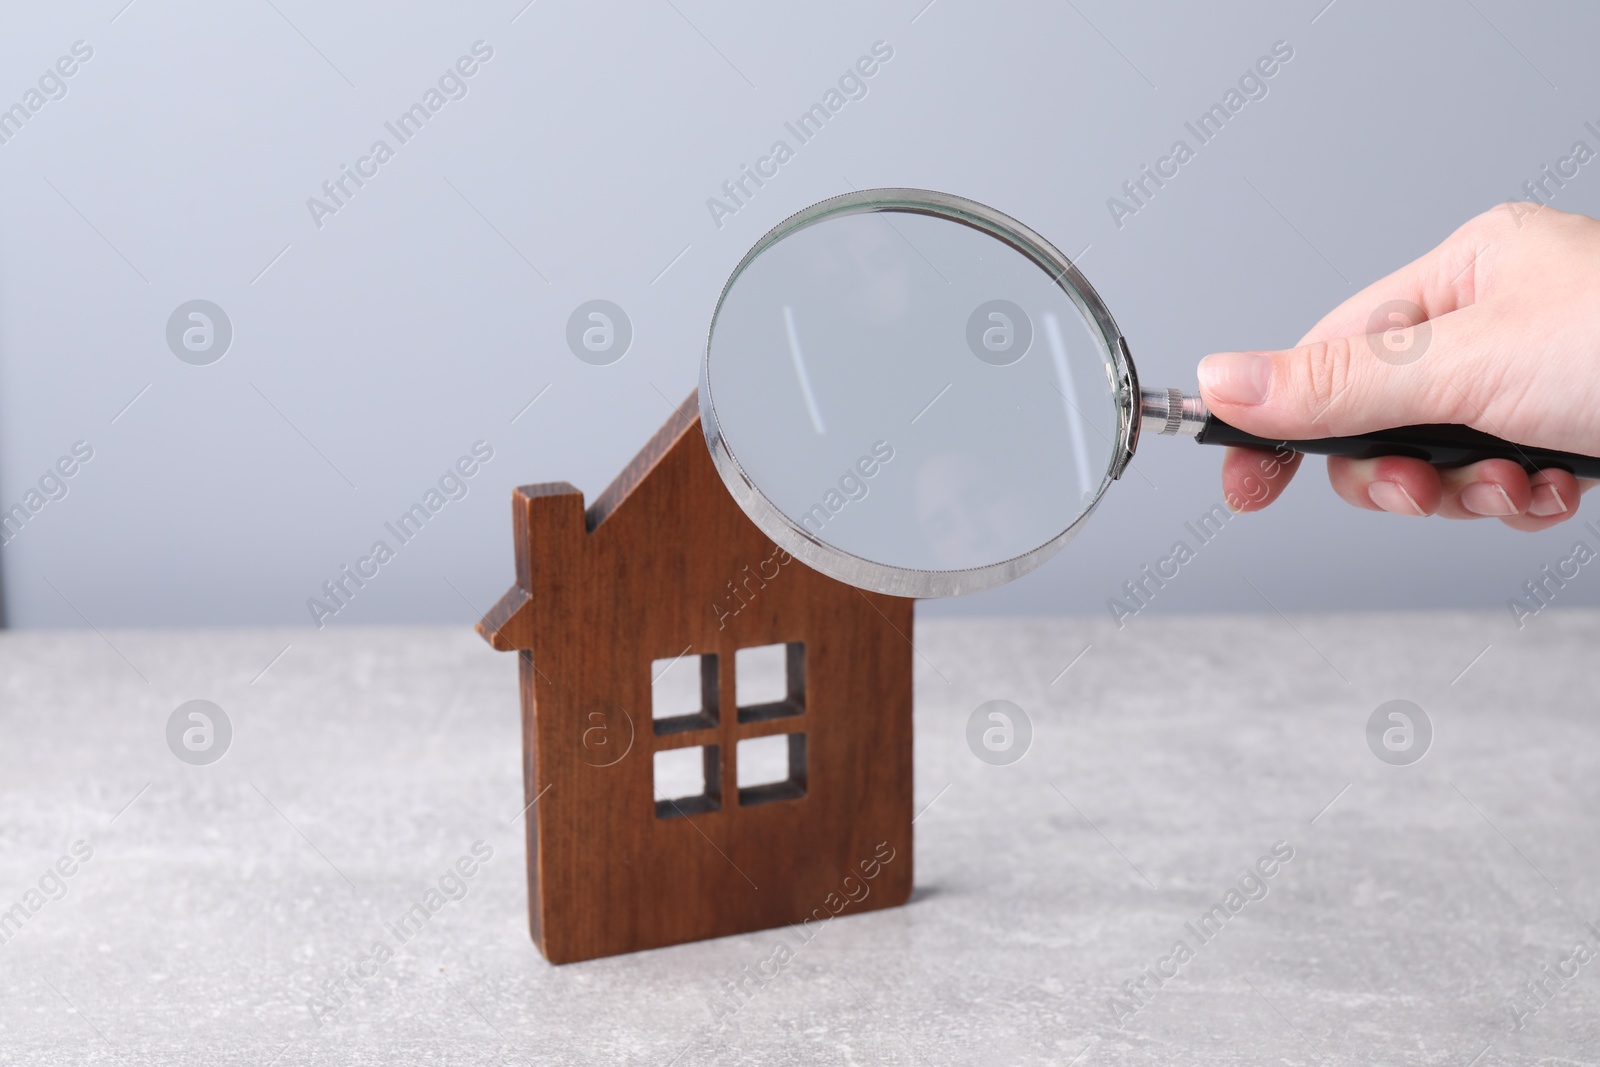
[1139,387,1209,439]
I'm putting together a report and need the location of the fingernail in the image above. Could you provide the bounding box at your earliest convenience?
[1368,480,1426,516]
[1529,482,1569,517]
[1461,482,1519,517]
[1198,352,1273,406]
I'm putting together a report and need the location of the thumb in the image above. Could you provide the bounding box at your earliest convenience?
[1196,309,1487,440]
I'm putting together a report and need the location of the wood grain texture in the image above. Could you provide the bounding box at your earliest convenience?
[478,392,915,964]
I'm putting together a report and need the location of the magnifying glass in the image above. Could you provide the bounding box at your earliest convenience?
[699,188,1600,598]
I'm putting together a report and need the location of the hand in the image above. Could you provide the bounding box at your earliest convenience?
[1197,203,1600,530]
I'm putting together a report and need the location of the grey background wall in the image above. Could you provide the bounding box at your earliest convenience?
[1,0,1596,631]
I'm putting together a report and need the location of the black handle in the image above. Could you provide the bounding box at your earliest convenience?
[1196,417,1600,479]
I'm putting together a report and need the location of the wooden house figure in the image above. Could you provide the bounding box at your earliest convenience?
[477,392,914,964]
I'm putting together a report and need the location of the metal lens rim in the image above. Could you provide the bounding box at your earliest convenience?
[699,187,1137,599]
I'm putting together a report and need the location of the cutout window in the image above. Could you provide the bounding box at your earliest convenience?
[651,651,718,735]
[736,733,806,806]
[654,744,721,818]
[736,642,805,724]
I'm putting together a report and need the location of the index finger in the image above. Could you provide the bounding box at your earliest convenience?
[1293,213,1492,347]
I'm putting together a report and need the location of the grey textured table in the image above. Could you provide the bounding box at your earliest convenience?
[2,611,1598,1065]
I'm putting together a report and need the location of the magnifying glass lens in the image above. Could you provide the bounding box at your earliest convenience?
[705,196,1125,596]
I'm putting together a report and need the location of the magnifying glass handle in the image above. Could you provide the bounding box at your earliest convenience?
[1141,388,1600,479]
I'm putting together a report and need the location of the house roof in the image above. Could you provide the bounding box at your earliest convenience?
[585,390,698,533]
[476,389,704,651]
